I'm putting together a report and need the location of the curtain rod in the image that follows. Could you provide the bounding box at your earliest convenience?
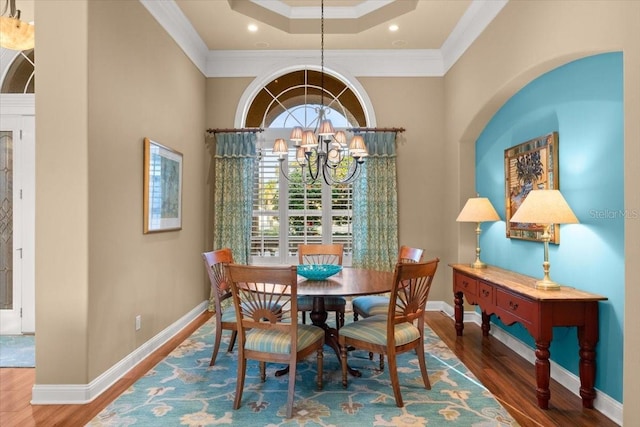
[347,127,405,133]
[207,127,402,134]
[206,128,264,134]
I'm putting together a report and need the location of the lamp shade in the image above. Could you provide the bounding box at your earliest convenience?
[333,130,347,145]
[300,130,318,149]
[290,126,304,143]
[295,146,307,165]
[510,189,578,224]
[348,135,368,156]
[318,119,335,137]
[273,138,288,154]
[456,197,500,222]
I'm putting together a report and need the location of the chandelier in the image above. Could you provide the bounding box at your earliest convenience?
[0,0,34,51]
[272,0,368,185]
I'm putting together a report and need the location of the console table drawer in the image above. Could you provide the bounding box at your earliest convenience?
[496,289,535,323]
[478,281,494,304]
[454,272,477,295]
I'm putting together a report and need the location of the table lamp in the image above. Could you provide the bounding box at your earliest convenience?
[456,197,500,268]
[509,189,578,290]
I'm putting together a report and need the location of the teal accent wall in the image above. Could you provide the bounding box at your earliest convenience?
[475,53,624,403]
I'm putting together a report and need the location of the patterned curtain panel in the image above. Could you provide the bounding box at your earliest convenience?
[208,133,256,309]
[208,132,257,310]
[352,131,399,271]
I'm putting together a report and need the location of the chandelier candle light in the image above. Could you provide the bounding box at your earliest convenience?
[272,0,368,185]
[509,189,578,290]
[456,197,501,268]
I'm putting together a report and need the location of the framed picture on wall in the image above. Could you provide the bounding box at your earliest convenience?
[143,137,183,233]
[504,131,559,243]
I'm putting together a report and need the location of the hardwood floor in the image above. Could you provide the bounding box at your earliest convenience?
[0,310,617,426]
[425,311,617,427]
[0,311,213,427]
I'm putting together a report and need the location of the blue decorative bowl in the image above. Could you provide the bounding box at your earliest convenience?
[297,264,342,280]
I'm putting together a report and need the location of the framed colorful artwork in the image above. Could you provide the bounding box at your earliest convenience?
[504,132,559,243]
[143,137,183,233]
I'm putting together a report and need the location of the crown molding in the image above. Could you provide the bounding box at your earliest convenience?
[138,0,209,75]
[140,0,508,78]
[207,49,443,78]
[441,0,508,72]
[247,0,399,20]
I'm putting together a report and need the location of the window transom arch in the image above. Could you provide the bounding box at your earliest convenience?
[1,49,35,94]
[245,69,365,128]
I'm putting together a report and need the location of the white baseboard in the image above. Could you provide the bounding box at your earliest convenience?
[440,305,622,426]
[31,301,208,405]
[28,300,623,426]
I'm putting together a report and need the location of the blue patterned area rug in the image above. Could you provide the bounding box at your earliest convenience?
[0,334,35,368]
[88,319,518,426]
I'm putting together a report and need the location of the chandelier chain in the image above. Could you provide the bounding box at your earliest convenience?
[271,0,368,186]
[320,0,325,110]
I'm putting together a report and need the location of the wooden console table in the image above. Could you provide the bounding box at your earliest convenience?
[450,263,607,409]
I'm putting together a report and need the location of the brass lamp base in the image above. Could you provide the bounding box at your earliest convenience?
[471,260,488,269]
[534,279,561,291]
[534,227,562,291]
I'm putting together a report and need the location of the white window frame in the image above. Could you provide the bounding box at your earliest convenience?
[250,128,353,266]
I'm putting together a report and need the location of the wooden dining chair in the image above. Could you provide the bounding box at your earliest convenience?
[297,243,346,329]
[226,263,325,418]
[338,258,440,408]
[352,245,424,322]
[351,246,425,369]
[201,249,237,366]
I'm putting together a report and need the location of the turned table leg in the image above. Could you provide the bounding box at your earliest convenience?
[454,291,464,336]
[534,340,551,409]
[481,311,491,337]
[577,302,599,408]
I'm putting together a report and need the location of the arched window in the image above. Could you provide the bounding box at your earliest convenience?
[269,104,349,128]
[1,50,35,93]
[248,69,369,265]
[245,69,364,128]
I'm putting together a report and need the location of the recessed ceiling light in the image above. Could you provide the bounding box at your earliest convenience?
[255,41,270,48]
[392,40,408,48]
[248,24,258,32]
[389,24,399,32]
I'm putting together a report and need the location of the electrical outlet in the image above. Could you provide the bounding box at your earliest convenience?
[135,315,141,331]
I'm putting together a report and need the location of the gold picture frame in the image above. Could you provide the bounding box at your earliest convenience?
[143,137,183,233]
[504,132,559,243]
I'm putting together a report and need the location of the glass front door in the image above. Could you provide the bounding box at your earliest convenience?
[0,130,13,312]
[0,113,34,335]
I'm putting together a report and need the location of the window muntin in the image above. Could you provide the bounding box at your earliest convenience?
[248,70,363,265]
[251,129,353,265]
[250,137,354,265]
[245,70,364,128]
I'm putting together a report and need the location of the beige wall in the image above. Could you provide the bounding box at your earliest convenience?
[358,77,448,300]
[35,0,207,384]
[32,0,637,420]
[205,76,449,299]
[442,1,639,422]
[35,0,90,384]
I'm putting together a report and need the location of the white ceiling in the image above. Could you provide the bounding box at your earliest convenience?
[175,0,472,50]
[141,0,508,77]
[13,0,508,77]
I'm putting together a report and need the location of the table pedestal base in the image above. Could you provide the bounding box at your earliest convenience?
[275,296,360,377]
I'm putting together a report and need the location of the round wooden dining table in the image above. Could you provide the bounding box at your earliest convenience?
[279,267,394,377]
